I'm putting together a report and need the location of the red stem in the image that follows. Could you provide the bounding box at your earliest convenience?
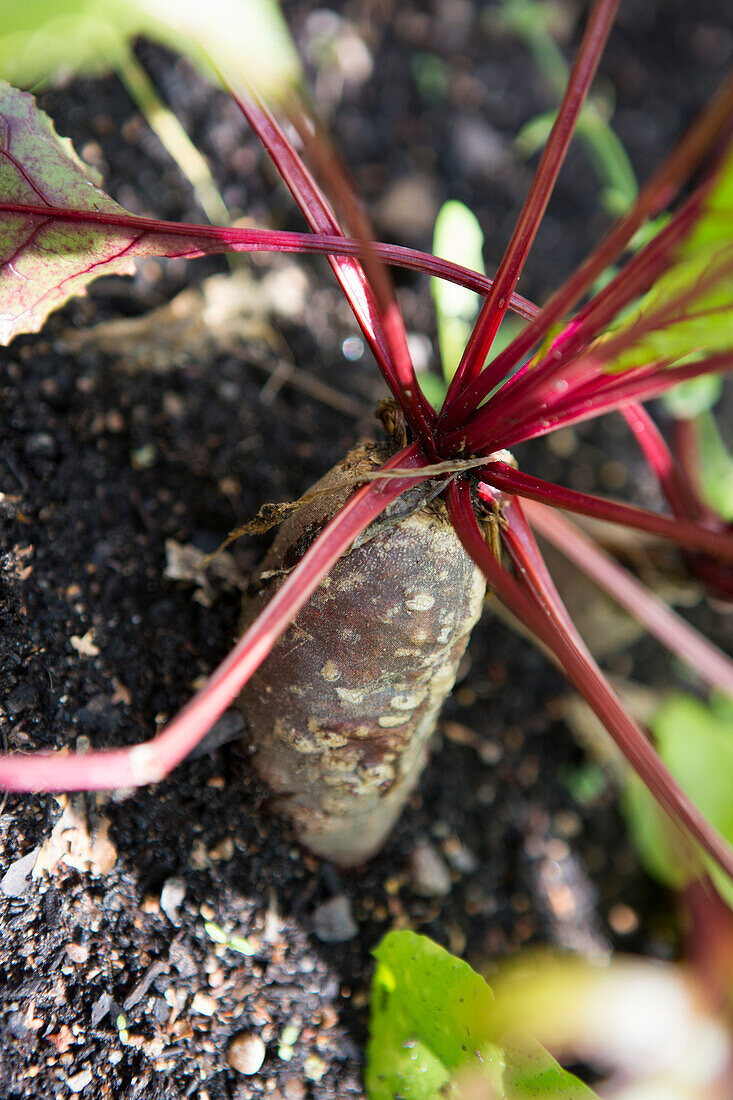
[480,462,733,561]
[439,0,621,414]
[444,478,563,642]
[523,500,733,695]
[0,445,428,791]
[230,90,437,454]
[452,353,733,454]
[445,192,706,447]
[285,94,439,454]
[437,72,733,434]
[0,200,538,316]
[447,480,733,882]
[621,402,703,519]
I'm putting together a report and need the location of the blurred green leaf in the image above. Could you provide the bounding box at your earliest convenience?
[366,930,600,1099]
[417,371,449,412]
[431,200,485,384]
[603,144,733,373]
[132,0,301,99]
[663,375,723,419]
[515,106,637,216]
[0,0,301,100]
[0,0,137,84]
[366,930,502,1099]
[695,411,733,521]
[623,693,733,907]
[411,52,449,103]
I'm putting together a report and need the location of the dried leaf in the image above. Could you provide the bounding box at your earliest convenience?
[32,798,117,877]
[164,539,247,607]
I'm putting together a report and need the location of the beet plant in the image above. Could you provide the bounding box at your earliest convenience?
[0,0,732,877]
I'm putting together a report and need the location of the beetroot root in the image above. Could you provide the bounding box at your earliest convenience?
[238,444,486,866]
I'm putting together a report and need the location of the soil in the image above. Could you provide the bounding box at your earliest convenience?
[1,2,732,1098]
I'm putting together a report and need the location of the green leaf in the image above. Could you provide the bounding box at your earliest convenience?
[502,1040,600,1100]
[130,0,301,101]
[0,82,235,341]
[662,374,723,419]
[431,200,485,383]
[0,82,138,341]
[623,693,733,906]
[366,930,502,1099]
[0,0,300,228]
[0,79,296,341]
[366,930,601,1100]
[0,0,137,85]
[695,411,733,522]
[0,0,301,101]
[602,142,733,372]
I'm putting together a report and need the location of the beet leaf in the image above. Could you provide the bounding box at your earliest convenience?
[0,82,233,341]
[367,930,600,1100]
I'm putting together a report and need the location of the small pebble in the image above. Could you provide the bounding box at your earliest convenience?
[91,993,113,1028]
[376,173,438,236]
[66,943,89,964]
[303,1054,327,1082]
[160,877,186,924]
[442,836,478,875]
[227,1032,266,1075]
[408,841,452,897]
[24,432,57,459]
[313,895,358,943]
[66,1067,93,1092]
[1,850,37,897]
[191,991,217,1016]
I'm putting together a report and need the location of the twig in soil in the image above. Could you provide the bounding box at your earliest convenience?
[247,353,373,419]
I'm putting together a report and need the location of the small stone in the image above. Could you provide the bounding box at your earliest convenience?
[91,993,113,1028]
[442,836,478,875]
[191,991,217,1017]
[227,1032,266,1075]
[313,895,358,943]
[24,432,57,459]
[452,116,507,177]
[47,1024,74,1054]
[303,1054,327,1082]
[208,836,234,862]
[65,943,89,964]
[160,878,186,924]
[408,841,452,897]
[130,443,157,469]
[66,1067,93,1092]
[1,850,38,897]
[283,1078,306,1100]
[70,632,100,658]
[376,173,439,237]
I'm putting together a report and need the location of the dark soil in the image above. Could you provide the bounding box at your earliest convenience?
[1,3,732,1098]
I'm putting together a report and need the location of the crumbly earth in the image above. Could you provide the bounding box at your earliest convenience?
[1,3,732,1097]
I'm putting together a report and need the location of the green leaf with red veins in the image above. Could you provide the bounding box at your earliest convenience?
[0,81,226,343]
